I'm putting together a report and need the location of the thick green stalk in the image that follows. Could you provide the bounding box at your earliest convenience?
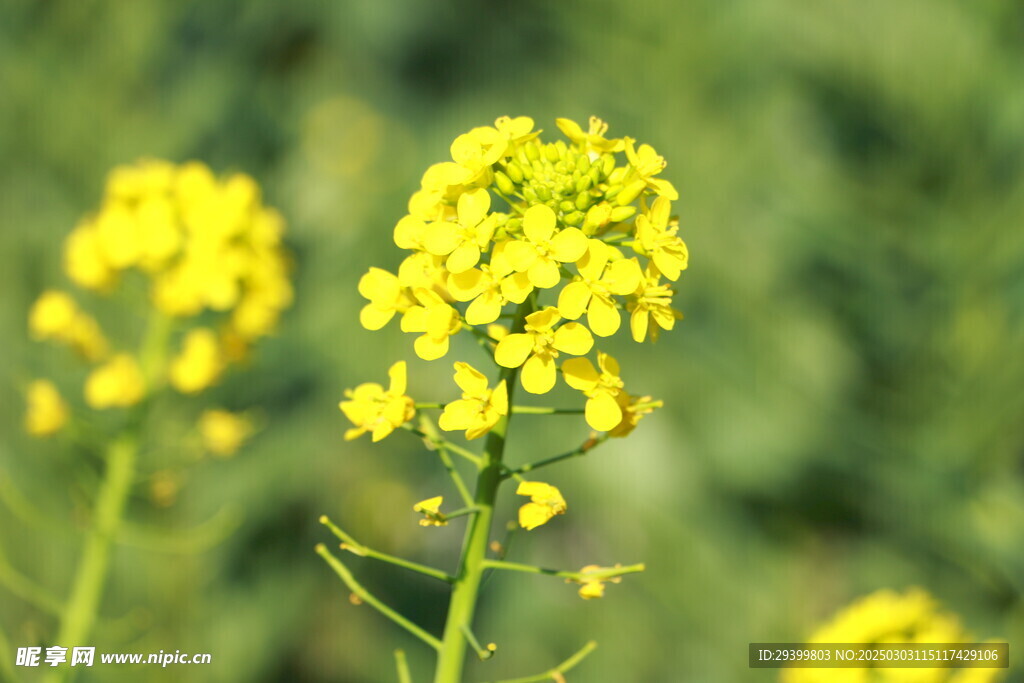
[46,433,137,683]
[433,302,531,683]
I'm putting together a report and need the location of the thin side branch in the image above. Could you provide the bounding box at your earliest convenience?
[320,516,454,584]
[485,641,598,683]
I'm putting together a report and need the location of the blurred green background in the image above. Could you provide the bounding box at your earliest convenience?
[2,0,1023,681]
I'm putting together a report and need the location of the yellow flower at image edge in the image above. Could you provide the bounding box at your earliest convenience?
[438,362,508,440]
[516,481,566,530]
[339,361,416,441]
[24,380,69,437]
[85,354,146,408]
[413,496,447,527]
[199,409,253,457]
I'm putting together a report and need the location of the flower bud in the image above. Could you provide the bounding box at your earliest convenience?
[575,191,593,211]
[504,162,524,184]
[575,176,593,193]
[494,171,515,195]
[609,205,637,222]
[616,180,646,206]
[524,142,540,162]
[563,210,585,227]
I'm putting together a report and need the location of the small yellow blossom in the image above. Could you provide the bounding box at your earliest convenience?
[24,380,69,437]
[562,353,626,431]
[339,361,416,441]
[413,496,447,527]
[28,291,109,361]
[358,267,416,331]
[494,115,539,146]
[494,307,593,394]
[450,126,508,184]
[169,328,225,394]
[446,242,532,325]
[571,565,624,600]
[199,409,253,457]
[624,138,678,200]
[505,205,588,289]
[557,240,642,336]
[85,354,146,409]
[397,251,451,298]
[556,116,625,154]
[634,197,688,281]
[64,224,117,291]
[627,264,683,343]
[608,392,662,438]
[400,289,461,361]
[516,481,567,530]
[423,188,498,274]
[438,362,508,440]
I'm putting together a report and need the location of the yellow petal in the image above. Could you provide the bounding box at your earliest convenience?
[528,258,561,289]
[494,333,534,368]
[439,399,479,431]
[423,222,462,256]
[492,380,508,416]
[521,352,556,394]
[388,361,408,395]
[446,242,480,274]
[413,496,443,514]
[649,178,678,201]
[555,117,585,143]
[576,239,609,280]
[652,251,682,281]
[630,308,649,343]
[394,215,426,250]
[586,392,623,431]
[597,351,620,377]
[448,268,487,301]
[360,303,395,331]
[371,420,395,442]
[548,227,588,263]
[561,357,599,392]
[649,196,672,228]
[453,362,488,397]
[465,291,503,325]
[552,323,594,356]
[587,295,621,337]
[414,334,449,361]
[605,258,643,295]
[505,240,537,272]
[557,281,592,320]
[522,204,556,243]
[358,267,399,301]
[518,502,555,531]
[401,306,428,333]
[578,581,605,600]
[525,307,559,332]
[457,188,491,227]
[500,272,533,304]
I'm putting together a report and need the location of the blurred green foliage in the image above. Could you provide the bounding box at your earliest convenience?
[1,0,1022,681]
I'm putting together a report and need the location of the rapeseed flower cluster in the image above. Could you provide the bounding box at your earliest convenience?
[25,159,291,456]
[345,115,684,438]
[783,588,1004,683]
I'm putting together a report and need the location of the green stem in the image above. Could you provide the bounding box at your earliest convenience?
[46,433,138,683]
[486,641,597,683]
[403,425,481,467]
[320,516,454,584]
[317,544,442,651]
[503,435,609,478]
[432,300,532,683]
[0,537,63,614]
[418,417,475,507]
[481,560,646,582]
[395,649,412,683]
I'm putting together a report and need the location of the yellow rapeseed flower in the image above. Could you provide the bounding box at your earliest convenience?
[446,242,532,325]
[556,116,625,154]
[169,328,225,394]
[494,307,593,394]
[339,361,415,442]
[358,267,416,331]
[400,288,461,361]
[199,409,253,457]
[450,126,508,185]
[516,481,567,530]
[24,379,69,437]
[413,496,447,527]
[557,240,642,336]
[608,392,662,438]
[85,354,146,409]
[438,362,508,440]
[627,263,682,343]
[28,291,109,361]
[624,138,678,200]
[562,352,626,432]
[634,197,688,281]
[505,204,588,289]
[423,188,498,274]
[571,565,624,600]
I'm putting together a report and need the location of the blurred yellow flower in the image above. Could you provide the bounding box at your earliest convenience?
[571,565,624,600]
[494,307,593,394]
[438,362,508,440]
[339,361,416,442]
[413,496,447,527]
[515,481,567,530]
[24,379,69,437]
[169,328,225,394]
[199,409,253,457]
[557,240,642,337]
[28,290,109,361]
[85,354,146,408]
[562,352,626,432]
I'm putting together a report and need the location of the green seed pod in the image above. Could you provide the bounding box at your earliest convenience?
[616,180,646,206]
[564,210,585,227]
[494,171,515,196]
[609,205,637,222]
[575,191,593,211]
[575,175,593,193]
[505,161,524,184]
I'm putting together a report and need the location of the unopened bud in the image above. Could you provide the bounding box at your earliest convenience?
[494,171,515,195]
[616,180,646,206]
[505,161,524,184]
[575,191,593,211]
[609,205,637,222]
